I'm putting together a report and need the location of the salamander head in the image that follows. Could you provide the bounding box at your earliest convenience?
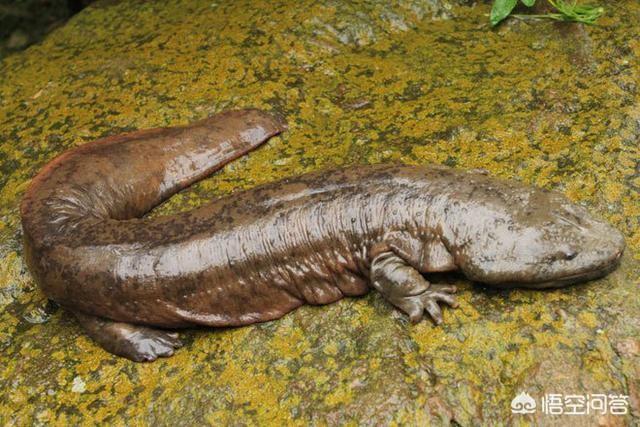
[450,187,625,288]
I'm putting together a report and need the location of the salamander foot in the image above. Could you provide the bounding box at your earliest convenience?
[395,284,458,324]
[371,251,458,324]
[74,312,182,362]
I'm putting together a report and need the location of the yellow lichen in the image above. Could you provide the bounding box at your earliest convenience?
[0,0,638,424]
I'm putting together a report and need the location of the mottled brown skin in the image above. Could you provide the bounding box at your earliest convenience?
[21,109,625,362]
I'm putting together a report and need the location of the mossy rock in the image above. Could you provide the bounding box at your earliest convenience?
[0,0,638,425]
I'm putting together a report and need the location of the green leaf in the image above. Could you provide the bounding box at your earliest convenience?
[521,0,536,6]
[490,0,518,26]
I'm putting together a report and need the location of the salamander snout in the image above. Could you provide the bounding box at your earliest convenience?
[453,189,625,289]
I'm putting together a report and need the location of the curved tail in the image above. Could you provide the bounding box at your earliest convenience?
[20,109,285,318]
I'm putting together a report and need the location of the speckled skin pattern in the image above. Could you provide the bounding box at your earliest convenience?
[20,109,624,361]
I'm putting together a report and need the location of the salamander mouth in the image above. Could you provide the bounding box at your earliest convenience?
[482,248,624,290]
[509,249,624,289]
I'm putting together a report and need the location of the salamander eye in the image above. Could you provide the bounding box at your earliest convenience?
[547,249,579,263]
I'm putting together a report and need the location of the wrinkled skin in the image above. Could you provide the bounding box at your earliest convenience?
[20,109,625,361]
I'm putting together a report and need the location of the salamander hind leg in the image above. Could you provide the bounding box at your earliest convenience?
[74,312,182,362]
[370,251,458,325]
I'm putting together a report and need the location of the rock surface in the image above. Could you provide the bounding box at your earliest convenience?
[0,0,638,425]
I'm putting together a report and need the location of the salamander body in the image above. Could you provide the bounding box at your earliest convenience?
[21,110,625,361]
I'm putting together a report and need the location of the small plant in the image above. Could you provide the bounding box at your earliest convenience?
[490,0,604,27]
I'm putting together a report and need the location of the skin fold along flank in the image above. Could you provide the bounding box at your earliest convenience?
[20,109,625,362]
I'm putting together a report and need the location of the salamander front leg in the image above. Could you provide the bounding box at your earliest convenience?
[370,251,458,324]
[74,312,182,362]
